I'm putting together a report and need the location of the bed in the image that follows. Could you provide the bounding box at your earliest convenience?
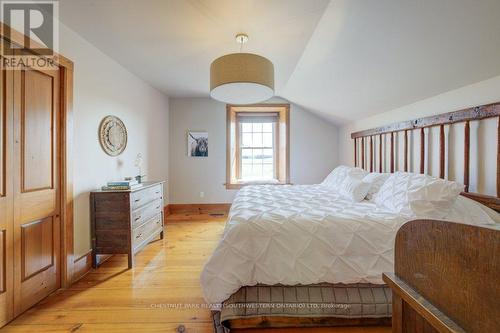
[201,102,500,331]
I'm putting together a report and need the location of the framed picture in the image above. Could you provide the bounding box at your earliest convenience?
[188,131,208,157]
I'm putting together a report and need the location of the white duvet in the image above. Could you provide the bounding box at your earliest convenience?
[200,184,496,304]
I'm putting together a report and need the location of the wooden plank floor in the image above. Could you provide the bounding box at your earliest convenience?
[1,214,391,333]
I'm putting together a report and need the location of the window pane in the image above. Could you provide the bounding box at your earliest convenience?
[241,164,252,179]
[253,149,263,162]
[252,164,262,178]
[263,133,273,147]
[241,148,252,161]
[253,123,262,132]
[263,164,274,179]
[242,133,252,147]
[253,133,262,147]
[262,123,273,132]
[262,149,273,163]
[242,123,252,132]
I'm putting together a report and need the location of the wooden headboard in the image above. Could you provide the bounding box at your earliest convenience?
[351,102,500,212]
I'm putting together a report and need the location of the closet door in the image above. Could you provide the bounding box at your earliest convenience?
[0,49,14,326]
[12,66,61,315]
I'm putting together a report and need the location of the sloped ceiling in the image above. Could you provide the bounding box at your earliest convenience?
[58,0,330,97]
[282,0,500,123]
[59,0,500,124]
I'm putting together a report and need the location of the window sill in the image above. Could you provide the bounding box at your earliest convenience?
[225,180,290,190]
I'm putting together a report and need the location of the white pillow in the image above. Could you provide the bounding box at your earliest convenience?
[374,172,464,217]
[338,176,372,202]
[362,173,390,200]
[322,165,367,189]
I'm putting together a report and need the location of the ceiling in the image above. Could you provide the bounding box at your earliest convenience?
[58,0,329,97]
[59,0,500,124]
[283,0,500,123]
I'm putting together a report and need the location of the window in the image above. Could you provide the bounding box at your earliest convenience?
[240,119,275,181]
[226,104,289,189]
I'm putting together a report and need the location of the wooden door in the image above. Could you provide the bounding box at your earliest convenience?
[12,66,61,315]
[0,46,14,326]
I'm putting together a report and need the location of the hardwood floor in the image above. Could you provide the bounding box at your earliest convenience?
[1,214,391,333]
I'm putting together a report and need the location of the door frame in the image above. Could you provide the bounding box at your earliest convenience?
[1,23,75,288]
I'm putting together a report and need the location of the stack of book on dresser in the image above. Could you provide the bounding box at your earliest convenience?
[101,180,143,191]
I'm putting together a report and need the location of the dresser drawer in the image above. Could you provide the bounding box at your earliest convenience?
[132,214,163,251]
[131,184,163,210]
[131,199,163,228]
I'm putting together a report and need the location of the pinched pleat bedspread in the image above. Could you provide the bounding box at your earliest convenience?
[201,184,486,306]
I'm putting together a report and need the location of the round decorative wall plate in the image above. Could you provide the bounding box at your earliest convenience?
[99,115,128,156]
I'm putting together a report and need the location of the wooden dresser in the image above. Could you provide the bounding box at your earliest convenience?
[90,181,165,268]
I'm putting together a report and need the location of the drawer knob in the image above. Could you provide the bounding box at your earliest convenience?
[134,198,141,202]
[135,216,141,221]
[135,233,142,239]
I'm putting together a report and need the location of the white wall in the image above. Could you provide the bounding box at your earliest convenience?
[59,24,170,258]
[339,75,500,196]
[169,97,338,204]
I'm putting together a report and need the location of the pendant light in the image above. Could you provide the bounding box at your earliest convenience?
[210,33,274,104]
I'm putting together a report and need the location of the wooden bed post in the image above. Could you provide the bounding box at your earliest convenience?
[354,138,357,167]
[391,293,403,333]
[390,132,395,173]
[404,130,408,173]
[439,124,445,179]
[361,137,365,170]
[497,116,500,197]
[370,136,374,172]
[419,128,425,174]
[379,134,383,172]
[464,121,470,192]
